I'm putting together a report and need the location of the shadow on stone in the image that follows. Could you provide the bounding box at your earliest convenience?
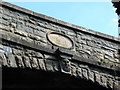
[2,67,111,89]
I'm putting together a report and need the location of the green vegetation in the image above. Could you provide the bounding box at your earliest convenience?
[97,59,119,67]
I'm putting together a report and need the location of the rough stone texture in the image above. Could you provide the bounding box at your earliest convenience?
[0,43,119,89]
[0,2,119,64]
[0,1,120,89]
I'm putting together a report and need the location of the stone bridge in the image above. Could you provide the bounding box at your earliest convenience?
[0,1,120,89]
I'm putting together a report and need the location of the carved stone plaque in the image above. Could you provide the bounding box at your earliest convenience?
[47,32,73,49]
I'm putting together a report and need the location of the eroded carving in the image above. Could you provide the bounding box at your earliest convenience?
[47,32,73,49]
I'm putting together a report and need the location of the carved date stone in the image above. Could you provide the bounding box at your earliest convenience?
[47,32,73,49]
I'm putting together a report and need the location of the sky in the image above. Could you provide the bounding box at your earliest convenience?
[3,0,118,37]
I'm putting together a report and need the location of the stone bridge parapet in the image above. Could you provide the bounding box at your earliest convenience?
[0,1,120,89]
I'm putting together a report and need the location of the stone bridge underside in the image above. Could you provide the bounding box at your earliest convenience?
[0,1,120,89]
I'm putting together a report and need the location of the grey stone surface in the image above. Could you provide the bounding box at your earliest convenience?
[82,69,88,80]
[45,59,54,72]
[107,77,114,88]
[22,56,31,68]
[15,55,24,68]
[76,67,82,78]
[95,72,101,85]
[0,1,120,89]
[30,57,39,69]
[88,70,95,82]
[44,54,57,60]
[37,59,46,70]
[70,63,77,76]
[60,59,71,74]
[0,54,7,66]
[7,54,17,67]
[101,75,107,87]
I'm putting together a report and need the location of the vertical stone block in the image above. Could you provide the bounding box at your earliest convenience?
[52,60,60,71]
[71,65,77,76]
[71,63,77,76]
[82,69,88,80]
[101,75,107,88]
[7,54,17,67]
[113,81,120,90]
[30,57,39,69]
[37,59,46,70]
[88,70,95,82]
[0,54,8,66]
[95,72,101,85]
[107,77,114,89]
[3,46,12,54]
[76,67,82,78]
[22,56,31,68]
[15,55,24,68]
[0,44,3,50]
[45,59,54,72]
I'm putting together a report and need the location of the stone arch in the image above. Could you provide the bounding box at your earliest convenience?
[2,67,110,89]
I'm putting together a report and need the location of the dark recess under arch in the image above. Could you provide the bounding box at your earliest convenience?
[2,67,111,89]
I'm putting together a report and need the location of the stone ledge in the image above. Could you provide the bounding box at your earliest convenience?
[1,1,120,43]
[0,30,120,73]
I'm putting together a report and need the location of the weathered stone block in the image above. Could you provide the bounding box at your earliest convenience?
[45,59,54,72]
[88,70,95,82]
[3,46,12,54]
[31,51,44,58]
[76,67,82,78]
[15,55,24,68]
[1,19,9,26]
[107,77,114,89]
[12,48,24,56]
[14,30,28,37]
[24,26,33,34]
[67,31,76,36]
[60,59,71,74]
[0,53,8,66]
[17,20,24,25]
[79,40,87,45]
[52,60,60,71]
[0,25,9,32]
[34,30,46,38]
[79,64,88,69]
[101,75,107,87]
[37,59,46,70]
[113,81,120,90]
[22,56,31,68]
[82,69,88,80]
[87,41,95,47]
[44,54,57,60]
[114,53,120,59]
[94,72,101,85]
[9,27,14,32]
[71,64,77,76]
[28,33,41,40]
[10,22,16,28]
[81,35,91,41]
[98,53,104,60]
[0,49,5,54]
[104,54,112,60]
[28,19,35,24]
[7,54,17,67]
[30,57,39,69]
